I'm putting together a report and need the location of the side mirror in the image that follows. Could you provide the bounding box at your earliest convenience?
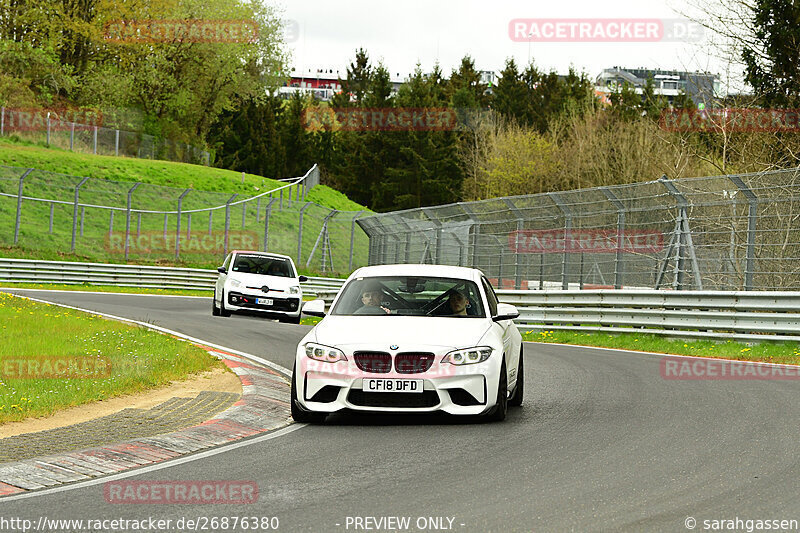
[217,266,227,274]
[492,303,519,322]
[298,275,309,282]
[302,299,326,317]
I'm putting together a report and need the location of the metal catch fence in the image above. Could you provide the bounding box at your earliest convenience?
[357,167,800,291]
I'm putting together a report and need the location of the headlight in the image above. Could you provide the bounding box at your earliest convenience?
[289,286,300,294]
[229,278,242,288]
[305,342,347,363]
[441,346,492,365]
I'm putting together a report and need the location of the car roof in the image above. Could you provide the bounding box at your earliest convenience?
[231,251,293,261]
[349,264,484,282]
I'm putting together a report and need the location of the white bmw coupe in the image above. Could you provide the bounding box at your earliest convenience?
[292,264,524,423]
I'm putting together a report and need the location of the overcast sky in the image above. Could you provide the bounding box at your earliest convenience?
[276,0,744,91]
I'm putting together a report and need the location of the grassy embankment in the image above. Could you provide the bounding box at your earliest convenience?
[0,137,370,276]
[0,292,223,424]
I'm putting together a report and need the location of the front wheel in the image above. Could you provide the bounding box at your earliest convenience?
[220,290,231,317]
[212,292,221,316]
[508,349,524,407]
[482,358,507,422]
[291,363,327,424]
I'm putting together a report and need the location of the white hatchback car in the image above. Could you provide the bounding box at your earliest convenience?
[213,251,307,323]
[292,264,523,423]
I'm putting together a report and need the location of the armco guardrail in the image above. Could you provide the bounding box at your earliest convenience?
[312,287,800,343]
[497,289,800,342]
[0,258,345,293]
[2,258,798,342]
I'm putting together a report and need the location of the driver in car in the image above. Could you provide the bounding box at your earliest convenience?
[445,289,470,316]
[354,285,393,315]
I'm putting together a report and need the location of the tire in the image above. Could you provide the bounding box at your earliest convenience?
[220,290,231,317]
[281,315,302,324]
[291,362,327,424]
[508,349,524,407]
[212,292,221,316]
[483,358,507,422]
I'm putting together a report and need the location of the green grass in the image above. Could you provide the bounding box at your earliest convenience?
[0,136,372,276]
[0,283,210,296]
[523,329,800,365]
[0,292,224,423]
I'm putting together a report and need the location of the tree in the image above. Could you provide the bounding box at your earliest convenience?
[493,58,529,125]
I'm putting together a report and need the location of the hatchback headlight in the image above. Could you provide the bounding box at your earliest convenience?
[289,286,300,294]
[441,346,493,365]
[229,278,242,288]
[305,343,347,363]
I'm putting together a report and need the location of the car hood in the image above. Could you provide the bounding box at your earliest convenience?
[226,272,297,291]
[311,316,491,351]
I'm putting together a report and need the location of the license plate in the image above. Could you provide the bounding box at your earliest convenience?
[363,378,423,393]
[257,298,273,306]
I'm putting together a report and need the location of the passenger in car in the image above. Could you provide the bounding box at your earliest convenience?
[354,285,393,315]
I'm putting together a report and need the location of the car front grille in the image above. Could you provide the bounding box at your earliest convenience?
[394,352,436,374]
[347,390,440,408]
[353,352,392,373]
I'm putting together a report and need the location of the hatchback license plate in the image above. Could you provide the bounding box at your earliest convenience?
[363,378,423,393]
[257,298,273,306]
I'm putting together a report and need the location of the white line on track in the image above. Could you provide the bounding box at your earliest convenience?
[0,287,209,299]
[0,424,306,502]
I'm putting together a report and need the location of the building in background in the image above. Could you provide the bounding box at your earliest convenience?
[279,68,409,102]
[595,67,722,106]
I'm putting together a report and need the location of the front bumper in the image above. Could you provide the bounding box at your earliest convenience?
[294,346,501,416]
[227,290,301,317]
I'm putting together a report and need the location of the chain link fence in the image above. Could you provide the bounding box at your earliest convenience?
[0,164,370,274]
[0,107,210,165]
[357,167,800,291]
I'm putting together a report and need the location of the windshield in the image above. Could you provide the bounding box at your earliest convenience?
[330,276,485,317]
[231,254,294,277]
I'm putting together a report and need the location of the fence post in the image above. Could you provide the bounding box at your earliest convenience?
[602,187,626,289]
[176,188,191,259]
[297,202,312,264]
[502,199,525,289]
[49,202,54,234]
[115,130,120,156]
[349,211,364,271]
[71,176,90,251]
[458,202,480,268]
[137,213,141,237]
[69,123,74,151]
[256,197,261,222]
[186,212,192,238]
[224,194,238,257]
[109,210,114,239]
[80,207,85,236]
[46,113,51,145]
[728,175,758,291]
[262,198,277,251]
[658,175,702,290]
[93,126,98,154]
[1,107,4,135]
[548,192,572,290]
[163,214,168,245]
[13,169,34,245]
[124,182,141,260]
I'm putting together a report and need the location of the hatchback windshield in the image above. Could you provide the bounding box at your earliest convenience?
[231,255,294,277]
[330,276,485,317]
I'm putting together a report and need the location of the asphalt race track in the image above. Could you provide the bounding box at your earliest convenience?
[3,289,800,532]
